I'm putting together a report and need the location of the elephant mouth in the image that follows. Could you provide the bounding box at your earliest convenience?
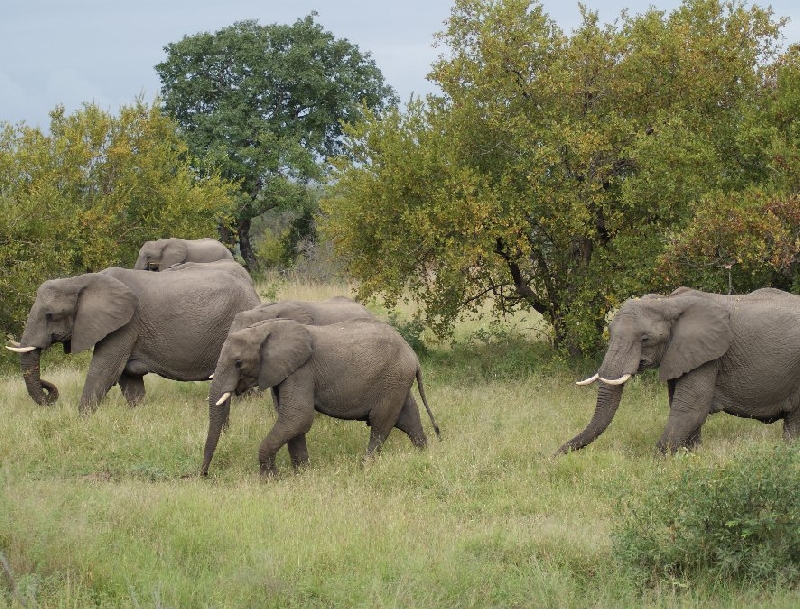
[147,262,159,271]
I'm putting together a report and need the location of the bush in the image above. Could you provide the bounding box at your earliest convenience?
[613,443,800,588]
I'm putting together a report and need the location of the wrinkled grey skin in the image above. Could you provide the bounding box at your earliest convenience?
[165,259,254,286]
[558,287,800,455]
[202,318,440,477]
[134,238,233,271]
[8,265,260,413]
[229,296,372,333]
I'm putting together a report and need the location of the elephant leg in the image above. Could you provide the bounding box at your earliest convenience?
[784,408,800,441]
[287,434,309,468]
[258,385,315,477]
[393,393,427,448]
[80,356,126,414]
[118,372,146,407]
[657,362,717,453]
[365,395,405,459]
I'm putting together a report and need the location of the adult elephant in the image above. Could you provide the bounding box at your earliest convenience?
[134,237,232,271]
[201,318,440,476]
[557,287,800,455]
[7,263,260,413]
[229,296,372,333]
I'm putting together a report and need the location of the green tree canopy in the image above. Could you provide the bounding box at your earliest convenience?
[155,14,398,270]
[323,0,795,354]
[0,100,233,339]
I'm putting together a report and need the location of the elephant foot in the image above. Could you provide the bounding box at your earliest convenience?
[259,462,279,479]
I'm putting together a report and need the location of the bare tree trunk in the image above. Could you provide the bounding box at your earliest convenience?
[236,217,257,272]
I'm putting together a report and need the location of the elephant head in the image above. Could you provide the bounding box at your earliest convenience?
[202,320,313,475]
[7,274,137,405]
[134,238,187,271]
[557,288,732,454]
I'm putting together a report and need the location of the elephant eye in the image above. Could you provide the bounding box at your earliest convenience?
[45,311,54,322]
[234,359,243,369]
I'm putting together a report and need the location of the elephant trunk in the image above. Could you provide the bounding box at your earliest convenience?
[556,382,624,454]
[19,348,59,405]
[201,383,232,476]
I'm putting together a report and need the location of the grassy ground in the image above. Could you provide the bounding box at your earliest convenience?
[0,280,795,607]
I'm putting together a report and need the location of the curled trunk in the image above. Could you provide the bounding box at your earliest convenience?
[556,383,624,454]
[19,349,59,405]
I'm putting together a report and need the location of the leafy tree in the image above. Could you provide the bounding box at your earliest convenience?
[155,14,398,271]
[0,100,233,341]
[324,0,789,353]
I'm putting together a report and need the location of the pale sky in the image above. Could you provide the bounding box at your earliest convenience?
[2,1,799,129]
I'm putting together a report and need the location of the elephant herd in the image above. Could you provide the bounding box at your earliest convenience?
[7,238,800,477]
[7,238,439,476]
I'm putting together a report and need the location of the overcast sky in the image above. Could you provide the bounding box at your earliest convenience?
[2,1,799,129]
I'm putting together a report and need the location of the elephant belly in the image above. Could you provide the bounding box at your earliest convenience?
[125,349,217,381]
[714,382,796,422]
[314,396,372,421]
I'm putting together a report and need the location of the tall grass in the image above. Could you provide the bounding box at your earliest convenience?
[0,279,795,607]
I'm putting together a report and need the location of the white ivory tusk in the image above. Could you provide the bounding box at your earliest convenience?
[9,340,21,347]
[6,345,36,353]
[599,373,632,385]
[575,373,599,386]
[215,392,231,406]
[208,374,214,379]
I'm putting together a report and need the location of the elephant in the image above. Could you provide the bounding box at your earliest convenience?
[201,318,440,476]
[7,264,260,413]
[165,259,254,286]
[228,296,373,333]
[134,237,233,271]
[557,287,800,455]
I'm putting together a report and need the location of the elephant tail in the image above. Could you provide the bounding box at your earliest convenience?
[416,365,441,439]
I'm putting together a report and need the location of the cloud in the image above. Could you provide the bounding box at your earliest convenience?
[45,68,113,117]
[0,72,31,125]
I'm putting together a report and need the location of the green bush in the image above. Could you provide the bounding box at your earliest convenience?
[613,443,800,588]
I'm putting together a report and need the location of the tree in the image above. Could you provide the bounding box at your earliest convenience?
[323,0,789,354]
[155,14,398,271]
[0,100,233,340]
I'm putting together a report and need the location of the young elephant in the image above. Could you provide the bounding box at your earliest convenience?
[134,237,232,271]
[228,296,372,333]
[202,318,440,476]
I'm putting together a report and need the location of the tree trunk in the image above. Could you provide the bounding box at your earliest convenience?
[236,216,257,272]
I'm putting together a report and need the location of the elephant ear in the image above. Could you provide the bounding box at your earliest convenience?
[160,238,188,268]
[257,320,313,389]
[72,274,138,353]
[660,293,731,381]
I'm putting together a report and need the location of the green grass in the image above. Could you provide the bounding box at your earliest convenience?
[0,281,795,607]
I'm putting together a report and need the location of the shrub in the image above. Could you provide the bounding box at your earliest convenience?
[612,443,800,588]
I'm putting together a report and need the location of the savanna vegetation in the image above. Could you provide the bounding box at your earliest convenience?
[2,0,800,605]
[324,0,800,353]
[1,280,798,607]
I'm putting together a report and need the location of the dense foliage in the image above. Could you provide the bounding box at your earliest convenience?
[156,14,398,271]
[323,0,800,354]
[0,100,233,340]
[614,443,800,587]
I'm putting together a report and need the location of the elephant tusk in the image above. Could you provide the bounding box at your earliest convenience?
[215,392,231,406]
[208,374,214,379]
[9,340,21,347]
[576,373,599,386]
[599,373,632,385]
[6,345,37,353]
